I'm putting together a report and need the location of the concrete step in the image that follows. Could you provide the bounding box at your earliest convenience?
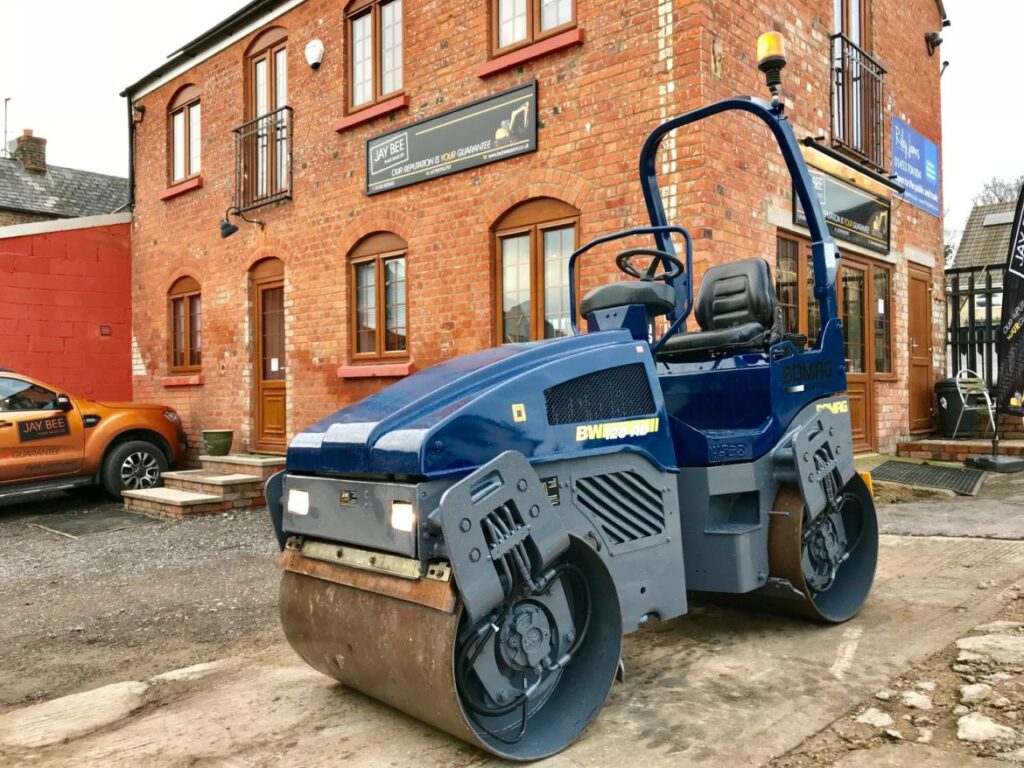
[123,487,228,520]
[199,454,285,481]
[162,470,265,502]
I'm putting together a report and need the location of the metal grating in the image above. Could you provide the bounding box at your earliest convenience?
[575,470,665,545]
[870,460,986,497]
[544,363,655,425]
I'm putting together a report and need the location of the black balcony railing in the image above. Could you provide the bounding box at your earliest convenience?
[830,34,887,173]
[234,106,293,212]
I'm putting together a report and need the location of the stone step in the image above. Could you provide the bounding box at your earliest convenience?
[162,470,265,502]
[123,487,228,520]
[199,454,285,481]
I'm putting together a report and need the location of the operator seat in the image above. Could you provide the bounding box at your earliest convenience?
[581,280,676,318]
[658,259,784,358]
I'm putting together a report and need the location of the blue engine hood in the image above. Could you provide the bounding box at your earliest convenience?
[287,331,676,479]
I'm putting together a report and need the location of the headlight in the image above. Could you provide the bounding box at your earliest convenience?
[163,411,182,426]
[287,489,310,516]
[390,501,415,532]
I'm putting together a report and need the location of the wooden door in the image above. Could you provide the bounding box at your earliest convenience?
[840,261,873,452]
[908,264,934,433]
[252,260,286,453]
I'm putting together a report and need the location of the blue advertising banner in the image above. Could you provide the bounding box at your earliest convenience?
[891,117,940,217]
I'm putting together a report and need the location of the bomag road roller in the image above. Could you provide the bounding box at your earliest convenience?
[266,32,879,761]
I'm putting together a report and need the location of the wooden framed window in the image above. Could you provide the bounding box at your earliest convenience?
[349,233,409,360]
[494,198,579,343]
[493,0,576,55]
[168,85,201,184]
[347,0,403,111]
[246,27,289,201]
[168,276,202,372]
[774,232,893,376]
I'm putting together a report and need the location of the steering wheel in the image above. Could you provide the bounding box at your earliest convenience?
[615,248,684,282]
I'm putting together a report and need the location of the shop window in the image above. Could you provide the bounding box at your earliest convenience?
[493,0,576,54]
[774,233,893,373]
[873,266,892,373]
[347,0,403,111]
[168,85,201,184]
[349,233,408,360]
[168,276,202,372]
[493,198,579,343]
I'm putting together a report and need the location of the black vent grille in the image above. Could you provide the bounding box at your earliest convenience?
[544,363,654,425]
[575,470,665,545]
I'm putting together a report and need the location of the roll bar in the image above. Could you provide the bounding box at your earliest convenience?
[568,96,841,351]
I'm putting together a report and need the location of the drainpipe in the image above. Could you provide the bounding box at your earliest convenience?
[113,91,136,213]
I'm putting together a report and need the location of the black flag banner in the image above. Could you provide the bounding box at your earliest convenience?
[996,182,1024,414]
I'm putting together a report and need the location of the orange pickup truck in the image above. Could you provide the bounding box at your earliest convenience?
[0,370,187,500]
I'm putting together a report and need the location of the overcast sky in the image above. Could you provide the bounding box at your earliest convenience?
[0,0,1018,244]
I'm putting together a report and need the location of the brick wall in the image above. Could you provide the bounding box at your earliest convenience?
[0,222,133,400]
[0,209,57,227]
[129,0,945,456]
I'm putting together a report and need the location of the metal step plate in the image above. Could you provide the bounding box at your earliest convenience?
[870,460,986,496]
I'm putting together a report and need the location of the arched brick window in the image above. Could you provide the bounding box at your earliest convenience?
[168,276,201,371]
[493,198,579,343]
[349,232,408,360]
[167,85,201,183]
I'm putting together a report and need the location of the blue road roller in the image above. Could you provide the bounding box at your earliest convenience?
[267,32,879,760]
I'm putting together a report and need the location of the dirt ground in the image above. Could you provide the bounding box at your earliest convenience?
[770,592,1024,767]
[1,467,1022,767]
[0,491,281,711]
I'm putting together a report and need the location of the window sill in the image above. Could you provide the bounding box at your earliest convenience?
[336,361,414,379]
[160,374,203,387]
[160,176,203,201]
[477,28,585,78]
[333,94,409,133]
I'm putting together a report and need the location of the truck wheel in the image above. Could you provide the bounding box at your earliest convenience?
[102,440,168,498]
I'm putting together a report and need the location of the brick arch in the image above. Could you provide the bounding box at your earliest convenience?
[241,239,292,273]
[162,264,206,292]
[481,168,593,229]
[335,207,417,254]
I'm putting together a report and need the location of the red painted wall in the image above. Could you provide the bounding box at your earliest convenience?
[0,222,132,401]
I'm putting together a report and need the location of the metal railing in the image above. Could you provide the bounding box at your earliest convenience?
[233,106,293,212]
[946,265,1004,387]
[830,34,887,173]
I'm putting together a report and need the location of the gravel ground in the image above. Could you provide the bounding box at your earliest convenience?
[0,491,282,712]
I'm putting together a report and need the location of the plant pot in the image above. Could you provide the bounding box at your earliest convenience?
[202,430,234,457]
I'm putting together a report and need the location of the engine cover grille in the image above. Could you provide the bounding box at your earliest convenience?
[574,470,665,545]
[544,363,655,425]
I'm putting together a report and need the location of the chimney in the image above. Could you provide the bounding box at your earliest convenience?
[14,129,46,173]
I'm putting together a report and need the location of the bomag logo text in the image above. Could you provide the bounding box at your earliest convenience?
[575,417,659,442]
[816,399,849,414]
[781,360,833,386]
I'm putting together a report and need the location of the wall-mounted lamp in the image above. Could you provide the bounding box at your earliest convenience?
[305,39,325,69]
[940,60,950,78]
[925,30,943,56]
[219,207,264,239]
[132,103,146,125]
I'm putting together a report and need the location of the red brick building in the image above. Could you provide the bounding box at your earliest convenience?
[0,215,133,400]
[123,0,948,456]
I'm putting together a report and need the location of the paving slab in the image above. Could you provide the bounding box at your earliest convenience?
[6,535,1024,768]
[831,743,1006,767]
[879,497,1024,540]
[0,681,148,749]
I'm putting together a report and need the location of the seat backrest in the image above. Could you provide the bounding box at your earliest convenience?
[955,370,991,402]
[695,259,781,333]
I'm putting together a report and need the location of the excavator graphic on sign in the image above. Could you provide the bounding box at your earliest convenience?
[494,102,530,145]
